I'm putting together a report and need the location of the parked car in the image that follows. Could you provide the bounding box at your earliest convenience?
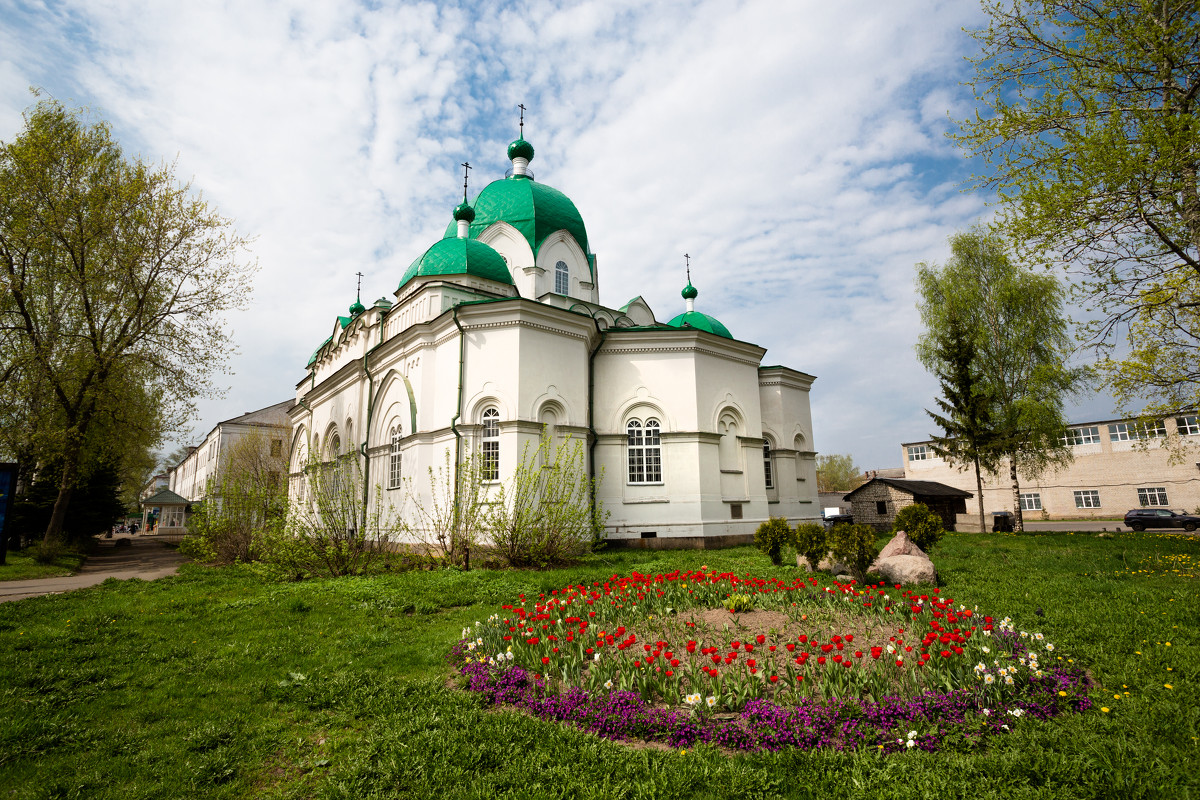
[823,514,854,528]
[1123,508,1200,532]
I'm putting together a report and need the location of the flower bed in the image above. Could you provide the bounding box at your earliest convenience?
[449,569,1093,754]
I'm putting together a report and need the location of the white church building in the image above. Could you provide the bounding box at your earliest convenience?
[287,133,820,548]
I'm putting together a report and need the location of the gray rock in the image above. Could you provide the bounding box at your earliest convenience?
[872,554,937,585]
[874,530,927,561]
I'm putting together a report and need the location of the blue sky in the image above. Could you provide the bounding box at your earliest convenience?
[0,0,1117,470]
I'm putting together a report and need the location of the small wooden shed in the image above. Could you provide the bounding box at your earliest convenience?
[139,488,191,535]
[843,477,971,531]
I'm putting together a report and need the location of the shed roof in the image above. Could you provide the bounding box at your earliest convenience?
[140,488,191,507]
[843,477,972,501]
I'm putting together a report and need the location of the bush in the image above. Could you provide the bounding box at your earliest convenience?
[892,503,945,553]
[829,522,878,582]
[794,523,827,571]
[753,517,793,566]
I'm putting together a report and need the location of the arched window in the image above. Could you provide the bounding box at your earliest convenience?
[329,434,341,458]
[627,418,662,484]
[482,408,500,481]
[388,426,403,489]
[763,439,774,489]
[555,260,569,295]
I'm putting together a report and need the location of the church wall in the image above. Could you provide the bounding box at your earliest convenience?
[758,369,820,524]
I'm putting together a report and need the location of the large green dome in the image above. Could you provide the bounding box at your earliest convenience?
[667,310,733,339]
[444,175,590,259]
[398,237,513,291]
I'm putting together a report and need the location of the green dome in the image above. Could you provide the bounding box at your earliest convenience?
[398,237,513,291]
[681,282,698,300]
[349,299,366,316]
[453,201,475,222]
[507,138,535,161]
[667,310,733,339]
[445,176,590,261]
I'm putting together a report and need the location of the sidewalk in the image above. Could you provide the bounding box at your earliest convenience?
[0,533,190,603]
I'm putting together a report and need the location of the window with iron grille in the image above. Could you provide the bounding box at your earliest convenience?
[1137,487,1168,506]
[1073,490,1101,508]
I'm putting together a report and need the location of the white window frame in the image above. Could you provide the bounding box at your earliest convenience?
[1062,426,1100,446]
[907,445,928,462]
[1019,492,1042,511]
[626,418,663,484]
[1137,487,1169,507]
[763,439,774,490]
[1073,490,1101,509]
[388,427,403,490]
[1177,415,1200,436]
[1110,420,1166,441]
[554,260,569,295]
[481,408,500,482]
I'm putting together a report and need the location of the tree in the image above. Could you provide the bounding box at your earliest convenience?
[916,228,1089,531]
[182,428,288,564]
[0,98,255,545]
[954,1,1200,422]
[815,454,863,492]
[922,310,1001,534]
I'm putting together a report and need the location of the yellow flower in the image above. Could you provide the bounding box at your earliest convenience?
[1058,690,1068,697]
[1101,707,1110,713]
[1135,651,1142,655]
[1165,684,1173,689]
[1114,694,1121,699]
[1166,642,1172,646]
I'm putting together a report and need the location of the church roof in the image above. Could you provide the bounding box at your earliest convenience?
[667,310,733,339]
[443,147,590,259]
[397,236,514,291]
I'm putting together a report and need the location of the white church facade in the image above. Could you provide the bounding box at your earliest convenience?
[287,134,820,547]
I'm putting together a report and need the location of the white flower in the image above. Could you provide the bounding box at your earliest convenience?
[982,708,991,716]
[1008,708,1024,717]
[984,674,995,685]
[506,652,514,661]
[905,739,916,748]
[706,696,717,708]
[907,730,918,739]
[983,630,992,637]
[1005,675,1014,685]
[476,637,484,646]
[1046,643,1055,651]
[1002,724,1009,730]
[593,653,601,662]
[467,642,476,651]
[1034,632,1044,641]
[685,693,701,706]
[1020,631,1029,639]
[604,680,613,690]
[982,646,990,654]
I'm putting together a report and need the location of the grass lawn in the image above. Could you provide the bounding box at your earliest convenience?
[0,530,1196,799]
[0,546,88,581]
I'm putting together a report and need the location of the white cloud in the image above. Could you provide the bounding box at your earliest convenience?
[0,0,1115,467]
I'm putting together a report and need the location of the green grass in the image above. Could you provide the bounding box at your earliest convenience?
[0,530,1197,799]
[0,545,87,580]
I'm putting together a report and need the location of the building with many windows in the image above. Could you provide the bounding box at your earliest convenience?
[169,400,293,502]
[902,414,1200,520]
[288,135,820,547]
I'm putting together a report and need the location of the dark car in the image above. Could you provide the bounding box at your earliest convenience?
[1123,508,1200,532]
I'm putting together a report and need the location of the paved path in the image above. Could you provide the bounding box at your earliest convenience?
[0,534,189,603]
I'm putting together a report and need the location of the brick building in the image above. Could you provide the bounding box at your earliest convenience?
[843,477,971,531]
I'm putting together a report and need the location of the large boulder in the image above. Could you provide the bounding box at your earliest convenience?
[869,530,937,585]
[871,554,937,585]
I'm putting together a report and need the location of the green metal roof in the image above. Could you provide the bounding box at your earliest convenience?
[443,175,591,262]
[398,237,513,291]
[667,310,733,339]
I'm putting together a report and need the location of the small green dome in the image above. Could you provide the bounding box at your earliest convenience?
[398,237,513,291]
[374,297,393,309]
[682,282,698,300]
[667,310,733,339]
[349,299,366,316]
[507,138,535,161]
[453,201,475,223]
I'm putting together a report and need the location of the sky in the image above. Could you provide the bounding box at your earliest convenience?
[0,0,1119,470]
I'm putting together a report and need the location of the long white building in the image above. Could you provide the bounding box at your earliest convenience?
[288,134,820,547]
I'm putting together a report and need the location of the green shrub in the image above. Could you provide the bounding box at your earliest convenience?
[753,517,794,566]
[723,593,754,612]
[829,522,878,582]
[892,503,945,552]
[794,523,828,571]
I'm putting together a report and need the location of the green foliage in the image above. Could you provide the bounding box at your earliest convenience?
[815,454,862,492]
[0,96,255,546]
[256,447,391,579]
[916,227,1089,530]
[954,2,1200,427]
[182,429,288,565]
[484,435,607,569]
[829,522,878,583]
[794,522,828,571]
[753,516,794,566]
[723,592,754,613]
[891,503,945,553]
